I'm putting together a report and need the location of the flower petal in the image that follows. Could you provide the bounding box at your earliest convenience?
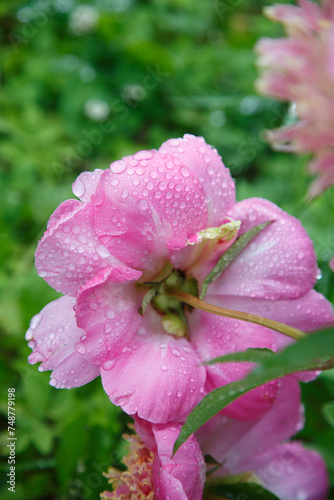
[92,135,234,272]
[26,296,99,388]
[75,265,142,364]
[190,309,279,420]
[251,442,328,500]
[72,169,104,202]
[101,315,206,423]
[206,290,334,350]
[36,202,120,296]
[205,290,334,383]
[135,418,205,500]
[209,198,318,300]
[152,423,205,500]
[196,376,303,471]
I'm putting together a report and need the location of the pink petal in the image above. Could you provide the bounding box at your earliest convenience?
[331,257,334,272]
[209,198,318,300]
[101,319,206,423]
[160,134,235,228]
[75,265,142,364]
[152,423,205,500]
[72,169,104,202]
[26,296,99,388]
[47,199,81,229]
[190,309,279,420]
[92,135,234,272]
[205,290,334,350]
[205,290,334,383]
[35,201,120,296]
[251,442,328,500]
[135,418,205,500]
[196,376,303,472]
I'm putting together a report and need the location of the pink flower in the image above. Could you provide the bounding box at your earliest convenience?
[101,420,205,500]
[197,376,329,500]
[330,257,334,271]
[256,0,334,197]
[26,135,334,424]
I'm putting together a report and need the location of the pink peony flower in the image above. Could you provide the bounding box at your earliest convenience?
[26,135,334,424]
[256,0,334,197]
[197,376,329,500]
[101,420,205,500]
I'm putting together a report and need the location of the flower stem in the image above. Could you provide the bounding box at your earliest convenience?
[168,290,306,341]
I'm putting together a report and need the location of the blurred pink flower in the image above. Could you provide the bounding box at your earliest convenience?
[330,257,334,271]
[26,135,334,424]
[256,0,334,197]
[101,420,205,500]
[197,376,329,500]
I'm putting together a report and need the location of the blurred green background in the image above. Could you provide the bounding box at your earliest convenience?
[0,0,334,498]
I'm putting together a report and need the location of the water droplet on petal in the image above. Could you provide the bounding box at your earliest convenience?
[138,199,149,211]
[76,342,87,355]
[50,377,57,387]
[102,359,116,371]
[110,160,126,173]
[30,314,42,330]
[160,364,168,371]
[96,244,111,258]
[180,166,190,178]
[133,150,154,160]
[73,178,85,198]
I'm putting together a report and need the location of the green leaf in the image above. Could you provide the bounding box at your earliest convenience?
[204,347,275,365]
[200,221,273,299]
[174,328,334,453]
[322,401,334,428]
[205,482,280,500]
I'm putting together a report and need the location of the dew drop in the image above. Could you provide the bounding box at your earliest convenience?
[96,244,111,258]
[76,342,87,355]
[160,364,168,371]
[110,160,126,174]
[133,150,154,160]
[30,313,42,330]
[180,166,190,178]
[138,199,149,211]
[102,359,116,371]
[73,178,85,198]
[206,165,214,176]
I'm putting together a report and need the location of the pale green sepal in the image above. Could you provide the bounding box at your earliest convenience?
[187,219,241,246]
[140,287,158,315]
[200,220,273,299]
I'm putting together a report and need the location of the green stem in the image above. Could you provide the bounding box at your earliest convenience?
[169,290,306,341]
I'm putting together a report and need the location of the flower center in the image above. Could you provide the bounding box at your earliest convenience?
[101,427,155,500]
[138,267,198,338]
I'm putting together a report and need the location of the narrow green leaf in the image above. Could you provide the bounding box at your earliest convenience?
[174,328,334,453]
[200,221,273,299]
[204,347,275,365]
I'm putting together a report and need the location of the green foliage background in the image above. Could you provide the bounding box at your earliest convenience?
[0,0,333,498]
